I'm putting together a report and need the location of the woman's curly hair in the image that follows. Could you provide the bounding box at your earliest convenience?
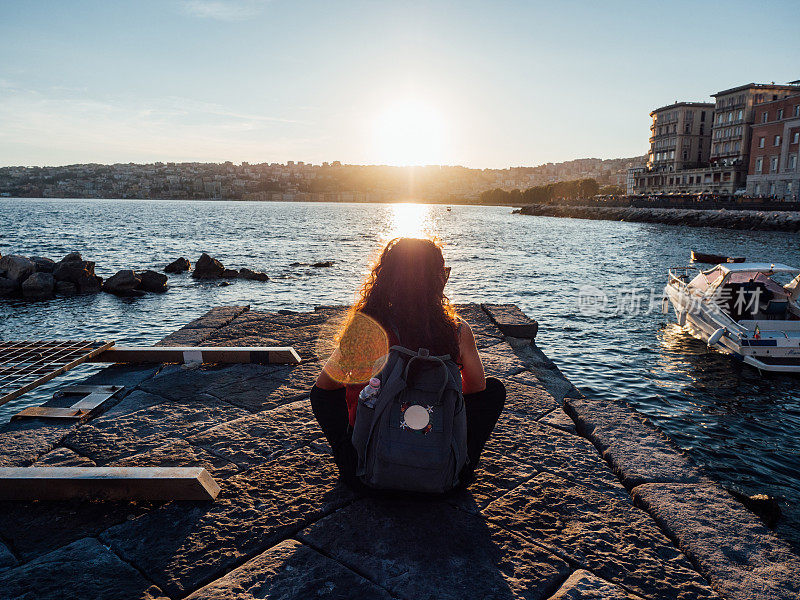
[341,237,460,361]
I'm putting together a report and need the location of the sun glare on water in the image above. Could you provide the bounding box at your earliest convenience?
[372,99,447,166]
[384,202,436,241]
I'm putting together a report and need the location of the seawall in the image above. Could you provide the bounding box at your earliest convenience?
[516,204,800,231]
[0,304,798,599]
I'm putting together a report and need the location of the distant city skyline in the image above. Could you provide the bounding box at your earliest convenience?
[1,0,798,169]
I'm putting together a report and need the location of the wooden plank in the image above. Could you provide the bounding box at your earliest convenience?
[13,407,83,419]
[0,467,220,501]
[13,385,123,421]
[93,346,301,365]
[0,341,115,407]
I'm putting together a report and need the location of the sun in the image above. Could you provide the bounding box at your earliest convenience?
[371,99,447,166]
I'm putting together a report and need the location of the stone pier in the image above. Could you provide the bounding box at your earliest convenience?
[0,304,797,599]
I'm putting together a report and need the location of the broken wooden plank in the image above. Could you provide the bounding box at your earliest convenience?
[0,467,220,501]
[93,346,301,365]
[12,407,82,419]
[13,384,124,421]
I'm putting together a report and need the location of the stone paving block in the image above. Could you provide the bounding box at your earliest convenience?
[64,395,249,463]
[0,420,75,467]
[507,339,581,402]
[487,411,625,498]
[101,446,353,597]
[447,447,538,513]
[455,303,505,339]
[181,305,251,330]
[632,480,800,600]
[548,569,643,599]
[483,472,720,600]
[0,496,153,562]
[0,540,17,572]
[0,537,168,600]
[203,365,311,413]
[101,389,168,419]
[474,333,505,350]
[483,303,539,339]
[300,498,571,600]
[502,378,560,418]
[538,408,577,434]
[189,399,323,469]
[32,446,96,467]
[156,327,216,346]
[138,363,279,402]
[185,539,394,600]
[564,396,703,487]
[480,345,529,379]
[111,437,240,479]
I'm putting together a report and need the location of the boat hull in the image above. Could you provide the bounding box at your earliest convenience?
[664,283,800,373]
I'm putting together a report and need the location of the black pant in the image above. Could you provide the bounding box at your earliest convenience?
[310,377,506,494]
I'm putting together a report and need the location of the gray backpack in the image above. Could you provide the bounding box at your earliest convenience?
[351,345,468,494]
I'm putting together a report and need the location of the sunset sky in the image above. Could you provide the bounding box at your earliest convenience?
[1,0,799,168]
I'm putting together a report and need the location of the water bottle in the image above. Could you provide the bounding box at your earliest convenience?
[358,377,381,408]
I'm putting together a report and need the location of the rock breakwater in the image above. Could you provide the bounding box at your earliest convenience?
[516,204,800,232]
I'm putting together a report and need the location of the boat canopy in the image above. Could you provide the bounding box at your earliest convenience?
[718,262,799,275]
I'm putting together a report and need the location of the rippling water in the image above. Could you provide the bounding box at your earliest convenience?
[2,198,799,551]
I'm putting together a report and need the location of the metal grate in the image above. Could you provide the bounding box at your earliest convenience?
[0,340,114,407]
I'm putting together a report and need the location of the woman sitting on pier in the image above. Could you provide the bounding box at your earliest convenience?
[311,237,505,493]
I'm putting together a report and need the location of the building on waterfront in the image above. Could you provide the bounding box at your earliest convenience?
[634,102,713,194]
[633,81,800,197]
[746,92,800,201]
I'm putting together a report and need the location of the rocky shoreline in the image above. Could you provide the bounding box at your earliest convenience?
[0,251,332,300]
[0,304,797,599]
[515,204,800,231]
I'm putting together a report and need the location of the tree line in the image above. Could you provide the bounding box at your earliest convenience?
[479,178,625,205]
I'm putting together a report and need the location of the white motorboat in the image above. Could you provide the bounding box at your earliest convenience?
[664,260,800,373]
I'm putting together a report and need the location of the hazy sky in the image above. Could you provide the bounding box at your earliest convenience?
[1,0,799,168]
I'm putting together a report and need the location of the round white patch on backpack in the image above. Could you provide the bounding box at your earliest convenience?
[403,405,431,430]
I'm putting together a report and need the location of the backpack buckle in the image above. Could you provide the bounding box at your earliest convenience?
[418,348,430,357]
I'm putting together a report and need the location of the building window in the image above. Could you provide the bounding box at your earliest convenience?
[700,124,705,135]
[734,141,740,152]
[777,108,784,120]
[775,135,782,146]
[793,132,799,144]
[788,181,793,194]
[795,105,800,117]
[701,111,706,122]
[770,183,776,195]
[771,157,779,172]
[728,112,733,122]
[738,109,743,120]
[755,157,763,172]
[790,155,797,170]
[724,142,730,153]
[759,137,765,148]
[762,111,768,123]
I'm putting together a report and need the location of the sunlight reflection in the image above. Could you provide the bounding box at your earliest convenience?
[382,203,436,242]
